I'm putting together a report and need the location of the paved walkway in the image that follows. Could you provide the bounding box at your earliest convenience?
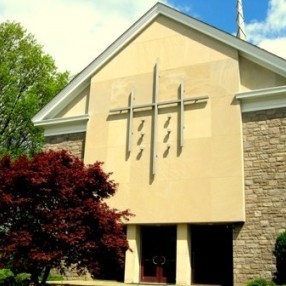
[47,281,187,286]
[47,281,220,286]
[48,281,125,286]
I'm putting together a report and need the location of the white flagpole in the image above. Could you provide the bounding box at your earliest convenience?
[236,0,246,40]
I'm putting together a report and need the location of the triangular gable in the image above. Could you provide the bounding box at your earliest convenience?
[32,2,286,126]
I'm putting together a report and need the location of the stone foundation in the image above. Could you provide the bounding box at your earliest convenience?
[44,132,86,159]
[233,107,286,285]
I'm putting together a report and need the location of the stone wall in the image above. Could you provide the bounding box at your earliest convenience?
[44,132,86,159]
[44,132,89,280]
[233,107,286,285]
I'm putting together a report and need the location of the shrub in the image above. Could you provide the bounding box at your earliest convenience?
[274,231,286,284]
[246,278,276,286]
[0,269,30,286]
[274,231,286,261]
[15,273,31,286]
[47,274,64,281]
[0,269,14,284]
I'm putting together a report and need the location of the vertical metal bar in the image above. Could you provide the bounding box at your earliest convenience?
[180,82,185,148]
[127,90,134,153]
[152,59,160,175]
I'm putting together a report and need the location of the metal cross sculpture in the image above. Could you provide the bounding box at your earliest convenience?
[110,59,208,176]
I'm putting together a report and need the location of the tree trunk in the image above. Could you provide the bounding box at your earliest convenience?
[40,266,51,286]
[31,271,40,286]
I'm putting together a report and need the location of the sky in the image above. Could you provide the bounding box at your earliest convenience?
[0,0,285,75]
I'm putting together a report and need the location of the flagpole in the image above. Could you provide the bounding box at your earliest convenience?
[236,0,246,40]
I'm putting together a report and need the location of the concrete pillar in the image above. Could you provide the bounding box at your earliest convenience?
[124,225,141,283]
[176,224,191,285]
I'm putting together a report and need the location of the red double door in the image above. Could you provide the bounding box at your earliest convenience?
[140,226,176,284]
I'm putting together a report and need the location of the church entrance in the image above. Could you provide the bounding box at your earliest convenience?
[191,225,233,286]
[140,226,176,284]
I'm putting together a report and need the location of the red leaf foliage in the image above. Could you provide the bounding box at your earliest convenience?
[0,150,131,281]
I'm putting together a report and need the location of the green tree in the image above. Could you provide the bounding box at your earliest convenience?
[0,21,69,158]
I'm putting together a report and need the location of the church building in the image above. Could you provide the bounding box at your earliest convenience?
[33,3,286,286]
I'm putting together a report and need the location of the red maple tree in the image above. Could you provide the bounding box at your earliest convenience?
[0,150,131,285]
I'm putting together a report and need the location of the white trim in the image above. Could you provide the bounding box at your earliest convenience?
[158,5,286,76]
[34,80,90,121]
[236,85,286,112]
[32,5,161,123]
[33,115,89,136]
[32,3,286,123]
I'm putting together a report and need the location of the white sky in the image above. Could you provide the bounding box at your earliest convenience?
[0,0,285,75]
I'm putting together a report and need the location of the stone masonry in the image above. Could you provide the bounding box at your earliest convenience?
[44,132,90,280]
[233,107,286,285]
[44,132,86,159]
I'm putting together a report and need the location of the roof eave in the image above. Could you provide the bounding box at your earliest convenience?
[32,2,286,123]
[33,114,90,136]
[158,4,286,77]
[236,85,286,112]
[32,4,161,123]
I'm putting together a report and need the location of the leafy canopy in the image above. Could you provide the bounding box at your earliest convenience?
[0,21,69,158]
[0,150,131,285]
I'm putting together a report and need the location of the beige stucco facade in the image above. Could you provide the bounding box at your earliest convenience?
[35,4,286,286]
[82,16,245,224]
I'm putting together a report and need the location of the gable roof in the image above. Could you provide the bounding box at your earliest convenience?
[33,2,286,125]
